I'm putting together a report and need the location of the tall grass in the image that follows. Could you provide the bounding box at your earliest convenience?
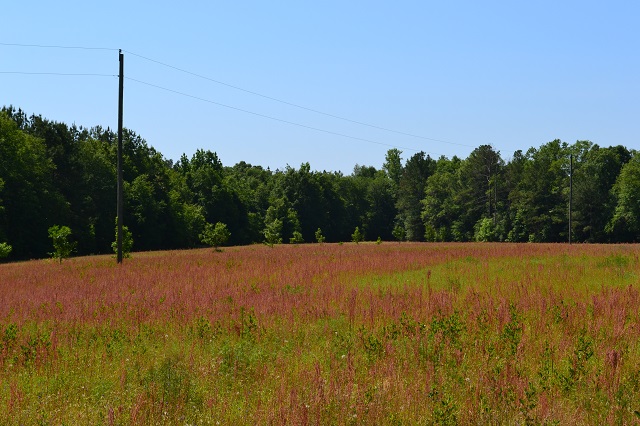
[1,243,640,424]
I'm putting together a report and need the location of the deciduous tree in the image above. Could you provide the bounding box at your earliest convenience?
[200,222,231,251]
[48,225,76,263]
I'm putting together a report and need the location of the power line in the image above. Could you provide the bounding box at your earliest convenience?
[0,43,488,155]
[126,76,444,157]
[2,43,490,156]
[0,71,116,77]
[0,42,117,51]
[125,49,476,150]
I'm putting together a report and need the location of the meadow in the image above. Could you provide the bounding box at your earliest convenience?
[1,242,640,425]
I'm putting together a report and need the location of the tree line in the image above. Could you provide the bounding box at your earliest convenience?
[1,106,638,260]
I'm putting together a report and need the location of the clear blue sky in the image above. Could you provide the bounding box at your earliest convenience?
[2,1,638,173]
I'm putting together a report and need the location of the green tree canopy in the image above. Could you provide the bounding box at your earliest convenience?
[607,153,640,241]
[397,152,435,241]
[0,112,65,258]
[3,106,640,257]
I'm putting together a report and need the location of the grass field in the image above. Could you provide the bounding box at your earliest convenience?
[1,242,640,425]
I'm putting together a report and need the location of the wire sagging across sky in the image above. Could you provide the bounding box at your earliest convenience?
[0,71,116,77]
[126,76,444,157]
[125,49,476,150]
[1,41,501,167]
[0,42,118,51]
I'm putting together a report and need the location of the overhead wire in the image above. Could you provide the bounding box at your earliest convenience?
[0,43,439,155]
[0,71,116,77]
[125,76,444,157]
[0,42,117,51]
[1,42,493,157]
[124,49,477,150]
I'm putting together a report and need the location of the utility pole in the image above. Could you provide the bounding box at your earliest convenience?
[569,153,573,245]
[494,174,497,226]
[117,50,124,263]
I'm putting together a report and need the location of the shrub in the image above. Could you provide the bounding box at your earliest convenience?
[0,242,11,259]
[290,230,304,244]
[351,226,364,244]
[392,225,406,242]
[48,225,76,263]
[263,219,283,247]
[111,219,134,259]
[200,222,231,251]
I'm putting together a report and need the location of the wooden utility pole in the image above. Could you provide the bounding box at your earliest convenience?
[494,174,497,226]
[569,153,573,245]
[117,50,124,263]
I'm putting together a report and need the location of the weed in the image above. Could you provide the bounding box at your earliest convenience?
[537,341,556,391]
[501,303,523,356]
[238,307,260,340]
[431,391,458,426]
[193,316,212,340]
[560,329,594,391]
[143,353,202,421]
[430,310,465,349]
[358,326,384,362]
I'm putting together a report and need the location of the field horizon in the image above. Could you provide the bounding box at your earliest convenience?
[1,242,640,424]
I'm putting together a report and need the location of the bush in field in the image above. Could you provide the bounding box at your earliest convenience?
[200,222,231,251]
[263,218,283,247]
[351,226,364,244]
[48,225,76,263]
[315,228,325,243]
[392,225,406,242]
[290,230,304,244]
[0,242,11,259]
[111,219,134,258]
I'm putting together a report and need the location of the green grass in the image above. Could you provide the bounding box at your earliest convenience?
[1,243,640,424]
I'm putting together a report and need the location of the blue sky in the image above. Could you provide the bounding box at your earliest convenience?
[2,1,638,173]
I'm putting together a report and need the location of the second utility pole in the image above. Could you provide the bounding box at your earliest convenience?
[569,153,573,245]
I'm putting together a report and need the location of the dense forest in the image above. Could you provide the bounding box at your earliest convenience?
[0,106,638,260]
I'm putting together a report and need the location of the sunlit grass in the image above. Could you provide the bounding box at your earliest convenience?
[1,243,640,424]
